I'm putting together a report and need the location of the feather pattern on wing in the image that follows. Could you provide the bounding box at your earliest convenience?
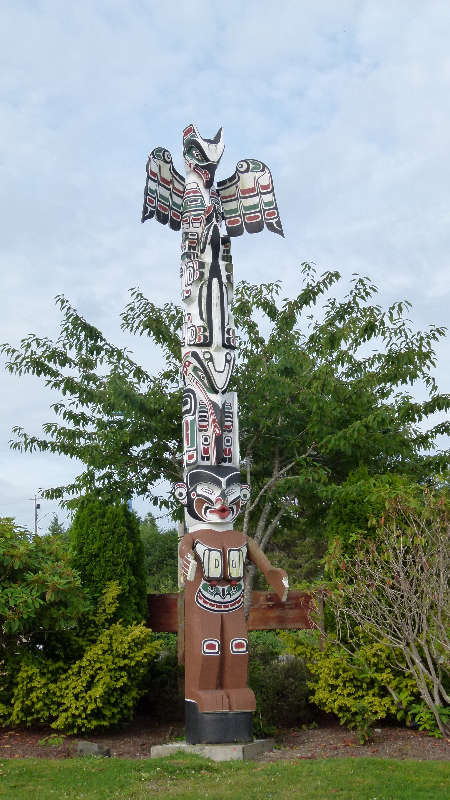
[217,159,284,237]
[141,147,185,231]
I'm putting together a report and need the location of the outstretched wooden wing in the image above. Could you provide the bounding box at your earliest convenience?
[217,159,283,237]
[141,147,185,231]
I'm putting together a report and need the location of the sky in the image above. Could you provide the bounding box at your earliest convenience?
[1,0,450,532]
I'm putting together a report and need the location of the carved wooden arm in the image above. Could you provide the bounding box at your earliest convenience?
[246,536,289,602]
[179,532,197,581]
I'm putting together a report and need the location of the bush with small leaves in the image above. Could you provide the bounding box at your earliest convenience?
[282,630,419,741]
[2,582,161,732]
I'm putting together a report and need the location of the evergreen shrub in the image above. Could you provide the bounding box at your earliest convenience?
[282,630,419,741]
[2,583,160,732]
[248,631,314,735]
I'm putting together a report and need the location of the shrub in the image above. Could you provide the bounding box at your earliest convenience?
[282,630,419,742]
[138,633,184,721]
[140,514,178,593]
[325,492,450,737]
[248,631,314,736]
[53,621,156,732]
[325,468,421,559]
[0,516,89,640]
[2,582,161,732]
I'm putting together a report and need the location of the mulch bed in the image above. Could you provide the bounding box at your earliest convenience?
[256,717,450,762]
[1,714,449,761]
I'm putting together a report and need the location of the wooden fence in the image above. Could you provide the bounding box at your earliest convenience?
[147,590,324,665]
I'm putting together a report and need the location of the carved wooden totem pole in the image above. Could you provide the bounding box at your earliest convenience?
[142,125,288,744]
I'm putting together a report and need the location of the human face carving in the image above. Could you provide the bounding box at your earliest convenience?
[173,466,249,527]
[192,477,241,523]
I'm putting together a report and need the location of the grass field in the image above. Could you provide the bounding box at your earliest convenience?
[0,754,449,800]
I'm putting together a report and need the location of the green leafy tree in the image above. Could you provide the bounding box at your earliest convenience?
[231,270,450,607]
[324,468,422,557]
[140,513,178,593]
[2,267,450,606]
[70,499,147,624]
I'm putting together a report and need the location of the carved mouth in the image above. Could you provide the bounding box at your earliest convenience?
[209,505,231,519]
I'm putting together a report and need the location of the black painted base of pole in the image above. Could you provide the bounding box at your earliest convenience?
[185,701,253,745]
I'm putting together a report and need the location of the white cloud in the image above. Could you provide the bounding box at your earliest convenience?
[1,0,449,529]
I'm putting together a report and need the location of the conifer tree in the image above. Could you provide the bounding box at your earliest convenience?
[70,498,147,624]
[47,514,66,537]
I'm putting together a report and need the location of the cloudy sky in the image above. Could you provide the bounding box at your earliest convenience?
[1,0,450,531]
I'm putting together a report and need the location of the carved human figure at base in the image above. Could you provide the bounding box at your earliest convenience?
[142,124,286,743]
[180,523,288,715]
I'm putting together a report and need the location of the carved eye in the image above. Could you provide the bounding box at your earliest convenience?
[174,483,187,505]
[225,484,240,504]
[187,145,204,162]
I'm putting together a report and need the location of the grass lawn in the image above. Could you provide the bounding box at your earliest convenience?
[0,754,449,800]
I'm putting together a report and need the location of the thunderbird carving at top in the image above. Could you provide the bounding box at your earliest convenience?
[141,123,283,237]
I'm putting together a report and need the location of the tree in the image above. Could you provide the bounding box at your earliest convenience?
[1,292,182,507]
[2,266,450,605]
[324,468,422,557]
[231,271,450,606]
[47,513,68,537]
[327,492,450,737]
[140,513,178,593]
[70,499,147,624]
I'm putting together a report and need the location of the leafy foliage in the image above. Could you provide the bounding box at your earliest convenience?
[138,632,184,721]
[1,582,160,732]
[282,631,419,742]
[0,520,159,732]
[327,492,450,737]
[0,516,89,640]
[1,292,182,508]
[324,468,422,558]
[234,269,449,539]
[70,499,147,624]
[259,535,328,589]
[2,268,450,585]
[247,631,314,736]
[140,513,178,593]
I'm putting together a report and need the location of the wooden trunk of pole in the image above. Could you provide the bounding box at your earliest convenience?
[177,520,186,697]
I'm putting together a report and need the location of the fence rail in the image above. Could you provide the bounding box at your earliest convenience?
[146,590,323,633]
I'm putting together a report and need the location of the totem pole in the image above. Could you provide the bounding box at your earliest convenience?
[142,125,288,744]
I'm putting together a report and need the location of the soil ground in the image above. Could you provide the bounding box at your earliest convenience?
[1,713,450,761]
